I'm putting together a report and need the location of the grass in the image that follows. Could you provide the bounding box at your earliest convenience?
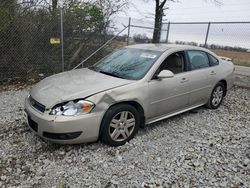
[212,49,250,67]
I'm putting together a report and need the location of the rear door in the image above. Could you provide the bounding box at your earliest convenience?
[185,50,218,106]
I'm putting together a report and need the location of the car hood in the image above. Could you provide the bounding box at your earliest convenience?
[30,68,134,108]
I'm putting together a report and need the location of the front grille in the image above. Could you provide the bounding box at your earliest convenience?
[29,96,46,113]
[28,116,38,132]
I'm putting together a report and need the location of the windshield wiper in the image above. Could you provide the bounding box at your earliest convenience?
[99,71,123,79]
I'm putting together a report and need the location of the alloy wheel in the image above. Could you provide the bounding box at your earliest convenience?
[109,111,136,142]
[212,85,223,107]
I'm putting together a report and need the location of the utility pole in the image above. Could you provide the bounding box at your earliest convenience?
[59,0,64,72]
[166,22,170,43]
[204,22,211,48]
[127,17,131,45]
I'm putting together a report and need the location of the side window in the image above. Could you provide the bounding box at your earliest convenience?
[161,51,185,74]
[208,53,219,66]
[187,51,210,70]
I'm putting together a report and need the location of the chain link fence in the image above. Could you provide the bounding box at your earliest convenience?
[162,21,250,66]
[1,5,250,83]
[124,18,250,67]
[0,1,127,82]
[162,22,250,48]
[0,1,64,82]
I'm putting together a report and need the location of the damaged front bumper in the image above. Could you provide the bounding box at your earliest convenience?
[24,97,104,144]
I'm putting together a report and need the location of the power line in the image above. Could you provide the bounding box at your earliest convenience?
[166,9,250,15]
[166,2,250,10]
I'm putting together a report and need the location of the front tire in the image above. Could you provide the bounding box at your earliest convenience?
[206,82,225,109]
[100,104,140,146]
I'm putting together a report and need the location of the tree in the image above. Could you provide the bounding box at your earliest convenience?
[151,0,222,43]
[133,33,149,43]
[65,0,128,68]
[152,0,174,43]
[98,0,128,34]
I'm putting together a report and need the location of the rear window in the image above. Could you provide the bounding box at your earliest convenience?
[208,54,219,66]
[187,51,210,70]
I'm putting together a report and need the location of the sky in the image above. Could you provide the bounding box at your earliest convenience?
[113,0,250,48]
[117,0,250,22]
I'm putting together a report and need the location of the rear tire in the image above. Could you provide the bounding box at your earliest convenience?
[100,104,140,146]
[206,82,225,109]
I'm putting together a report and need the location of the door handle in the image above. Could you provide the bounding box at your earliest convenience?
[180,77,189,83]
[210,70,216,75]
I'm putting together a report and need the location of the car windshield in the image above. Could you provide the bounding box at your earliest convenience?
[90,48,162,80]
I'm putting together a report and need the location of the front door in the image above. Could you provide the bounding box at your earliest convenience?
[148,51,190,120]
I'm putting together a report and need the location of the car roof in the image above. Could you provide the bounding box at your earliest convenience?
[126,43,208,52]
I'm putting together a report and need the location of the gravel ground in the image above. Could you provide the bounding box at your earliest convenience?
[234,74,250,88]
[0,86,249,188]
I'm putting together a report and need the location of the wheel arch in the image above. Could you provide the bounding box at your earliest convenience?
[111,101,145,127]
[98,100,145,143]
[100,100,145,135]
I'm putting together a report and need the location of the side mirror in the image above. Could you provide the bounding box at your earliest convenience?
[157,70,174,79]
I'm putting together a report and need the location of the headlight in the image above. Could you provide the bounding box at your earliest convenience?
[50,100,95,116]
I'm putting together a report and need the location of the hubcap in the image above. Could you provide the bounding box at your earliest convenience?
[109,111,136,142]
[212,86,223,106]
